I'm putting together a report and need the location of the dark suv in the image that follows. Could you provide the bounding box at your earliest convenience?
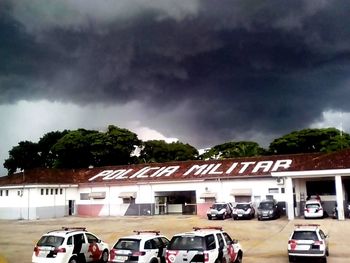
[257,200,280,220]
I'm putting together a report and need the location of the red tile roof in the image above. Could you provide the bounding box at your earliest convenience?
[1,149,350,187]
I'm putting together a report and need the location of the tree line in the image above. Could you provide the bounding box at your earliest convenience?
[4,126,350,175]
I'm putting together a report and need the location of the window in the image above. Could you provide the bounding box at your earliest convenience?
[67,236,73,245]
[281,188,285,194]
[60,189,63,195]
[205,234,216,250]
[50,189,54,195]
[123,197,135,204]
[55,189,58,195]
[86,233,98,244]
[222,232,233,245]
[216,233,224,248]
[0,190,2,196]
[46,189,49,195]
[80,193,90,200]
[5,190,8,196]
[41,189,44,195]
[268,188,279,194]
[144,239,156,249]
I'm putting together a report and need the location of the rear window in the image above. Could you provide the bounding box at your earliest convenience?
[114,239,140,250]
[292,231,318,241]
[306,203,320,209]
[168,236,205,250]
[37,235,64,247]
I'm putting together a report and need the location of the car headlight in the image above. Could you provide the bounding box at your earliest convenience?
[269,210,273,215]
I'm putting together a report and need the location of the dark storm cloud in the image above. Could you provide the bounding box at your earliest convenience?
[1,0,350,147]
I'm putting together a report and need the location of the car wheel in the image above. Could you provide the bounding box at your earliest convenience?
[208,216,212,220]
[321,256,327,263]
[234,251,243,263]
[100,249,109,263]
[326,248,329,256]
[68,257,78,263]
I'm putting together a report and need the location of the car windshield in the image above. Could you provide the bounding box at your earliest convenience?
[168,236,205,250]
[292,231,318,241]
[212,204,225,210]
[258,202,273,209]
[37,235,64,247]
[114,239,140,251]
[236,204,250,209]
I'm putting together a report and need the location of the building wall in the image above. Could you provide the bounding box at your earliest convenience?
[75,178,286,217]
[0,186,78,220]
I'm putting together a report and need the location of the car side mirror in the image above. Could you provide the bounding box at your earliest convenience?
[232,239,238,244]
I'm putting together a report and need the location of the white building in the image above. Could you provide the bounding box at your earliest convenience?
[1,149,350,220]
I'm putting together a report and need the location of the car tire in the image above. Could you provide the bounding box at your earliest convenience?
[326,248,329,256]
[68,257,78,263]
[321,256,327,263]
[234,251,243,263]
[100,249,109,263]
[208,216,212,220]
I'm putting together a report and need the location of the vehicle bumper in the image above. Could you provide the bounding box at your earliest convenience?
[288,250,325,257]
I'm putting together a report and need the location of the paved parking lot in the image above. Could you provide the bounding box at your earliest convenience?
[0,215,349,263]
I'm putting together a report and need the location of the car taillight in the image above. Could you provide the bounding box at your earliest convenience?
[314,240,323,245]
[204,252,209,262]
[132,251,146,256]
[288,239,297,250]
[54,247,66,253]
[110,249,116,260]
[33,246,40,256]
[304,208,309,212]
[288,239,296,244]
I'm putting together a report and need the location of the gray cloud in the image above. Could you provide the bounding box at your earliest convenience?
[1,0,350,152]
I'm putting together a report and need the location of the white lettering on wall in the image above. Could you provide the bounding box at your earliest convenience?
[252,161,273,173]
[239,162,256,173]
[88,159,293,181]
[272,159,292,171]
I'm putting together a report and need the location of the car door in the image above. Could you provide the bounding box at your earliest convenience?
[86,233,103,262]
[216,233,227,263]
[156,237,169,263]
[73,233,89,262]
[144,238,159,262]
[222,232,237,263]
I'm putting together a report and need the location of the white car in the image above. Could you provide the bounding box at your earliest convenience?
[304,199,324,219]
[109,230,169,263]
[206,202,233,220]
[32,227,109,263]
[288,224,329,263]
[166,226,243,263]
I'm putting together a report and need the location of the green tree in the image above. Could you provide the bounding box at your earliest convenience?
[200,141,265,160]
[269,128,350,154]
[93,125,141,166]
[140,140,198,163]
[51,125,142,168]
[38,130,69,168]
[4,141,41,174]
[51,129,98,168]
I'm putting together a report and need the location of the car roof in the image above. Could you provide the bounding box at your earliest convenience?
[44,227,88,237]
[117,230,166,240]
[172,227,224,237]
[293,224,320,232]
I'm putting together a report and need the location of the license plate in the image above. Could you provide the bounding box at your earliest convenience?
[38,250,49,257]
[238,214,243,217]
[116,255,128,261]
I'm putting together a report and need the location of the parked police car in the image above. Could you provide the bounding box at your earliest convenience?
[287,224,329,263]
[166,226,243,263]
[32,227,109,263]
[232,202,255,220]
[109,230,169,263]
[206,202,234,220]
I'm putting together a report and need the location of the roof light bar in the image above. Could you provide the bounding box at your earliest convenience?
[133,230,160,235]
[193,226,223,231]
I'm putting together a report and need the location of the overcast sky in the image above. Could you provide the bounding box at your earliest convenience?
[1,0,350,175]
